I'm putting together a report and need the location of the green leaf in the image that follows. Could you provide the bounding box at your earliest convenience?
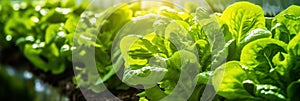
[196,71,212,84]
[255,84,286,101]
[242,80,256,96]
[100,4,132,34]
[120,34,161,68]
[64,15,79,33]
[145,86,167,101]
[139,97,149,101]
[240,38,287,72]
[119,34,169,86]
[122,65,168,88]
[272,52,291,76]
[202,20,227,68]
[23,44,49,71]
[164,20,191,52]
[158,80,176,95]
[288,32,300,56]
[23,42,65,74]
[220,2,267,61]
[45,24,61,44]
[4,14,34,38]
[286,33,300,82]
[194,9,226,69]
[221,2,265,44]
[242,80,286,101]
[229,28,272,60]
[272,5,300,43]
[188,85,205,101]
[166,50,200,72]
[239,28,272,49]
[274,5,300,34]
[40,9,67,23]
[212,61,255,100]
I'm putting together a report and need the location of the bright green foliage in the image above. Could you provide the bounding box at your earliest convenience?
[1,0,300,101]
[219,2,271,60]
[213,61,255,100]
[1,0,88,74]
[72,4,134,93]
[212,3,300,100]
[241,38,287,71]
[221,2,265,43]
[111,4,204,100]
[272,5,300,43]
[213,39,297,100]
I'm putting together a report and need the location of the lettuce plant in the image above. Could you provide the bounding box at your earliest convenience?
[1,0,88,74]
[213,3,300,101]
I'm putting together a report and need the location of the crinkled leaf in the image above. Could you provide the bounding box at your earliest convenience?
[239,28,272,48]
[212,61,255,100]
[221,2,265,44]
[241,38,287,72]
[272,5,300,43]
[286,33,300,82]
[255,84,286,101]
[219,2,267,61]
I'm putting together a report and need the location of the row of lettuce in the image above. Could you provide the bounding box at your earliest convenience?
[1,0,300,100]
[0,0,88,73]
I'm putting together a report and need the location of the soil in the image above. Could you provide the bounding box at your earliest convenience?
[0,45,141,101]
